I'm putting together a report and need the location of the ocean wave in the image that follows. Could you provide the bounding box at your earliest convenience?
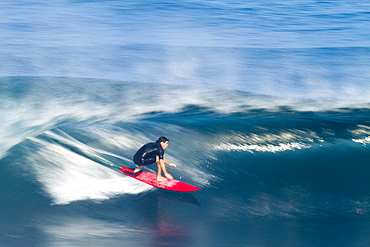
[1,76,370,207]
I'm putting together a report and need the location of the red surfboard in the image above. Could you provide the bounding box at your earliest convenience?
[119,166,201,192]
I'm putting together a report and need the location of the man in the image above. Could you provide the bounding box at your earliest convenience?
[133,136,177,181]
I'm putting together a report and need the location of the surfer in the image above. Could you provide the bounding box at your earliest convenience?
[133,137,177,181]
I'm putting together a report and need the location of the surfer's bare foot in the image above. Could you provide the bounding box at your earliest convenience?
[164,173,173,180]
[134,168,141,173]
[156,176,168,182]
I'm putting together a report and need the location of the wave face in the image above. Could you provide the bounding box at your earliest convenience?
[1,77,370,246]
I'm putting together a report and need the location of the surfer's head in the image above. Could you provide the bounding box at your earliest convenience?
[157,136,169,143]
[157,136,169,149]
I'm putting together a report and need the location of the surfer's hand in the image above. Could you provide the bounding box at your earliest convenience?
[169,163,177,167]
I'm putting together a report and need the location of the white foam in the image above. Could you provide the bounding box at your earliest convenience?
[26,137,152,205]
[215,142,310,153]
[212,129,321,153]
[352,137,370,145]
[349,125,370,145]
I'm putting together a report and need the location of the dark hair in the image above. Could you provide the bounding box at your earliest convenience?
[156,136,169,143]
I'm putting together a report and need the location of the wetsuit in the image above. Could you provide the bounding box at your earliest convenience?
[133,142,164,166]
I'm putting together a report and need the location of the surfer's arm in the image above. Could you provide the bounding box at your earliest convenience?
[163,159,177,167]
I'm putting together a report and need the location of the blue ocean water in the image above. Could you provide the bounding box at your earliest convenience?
[1,0,370,246]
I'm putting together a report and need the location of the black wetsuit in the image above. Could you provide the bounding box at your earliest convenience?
[133,142,164,166]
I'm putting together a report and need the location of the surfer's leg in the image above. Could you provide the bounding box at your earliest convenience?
[134,165,144,173]
[157,157,173,180]
[135,157,156,173]
[156,156,168,181]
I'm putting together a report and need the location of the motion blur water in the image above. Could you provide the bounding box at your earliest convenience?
[1,0,370,246]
